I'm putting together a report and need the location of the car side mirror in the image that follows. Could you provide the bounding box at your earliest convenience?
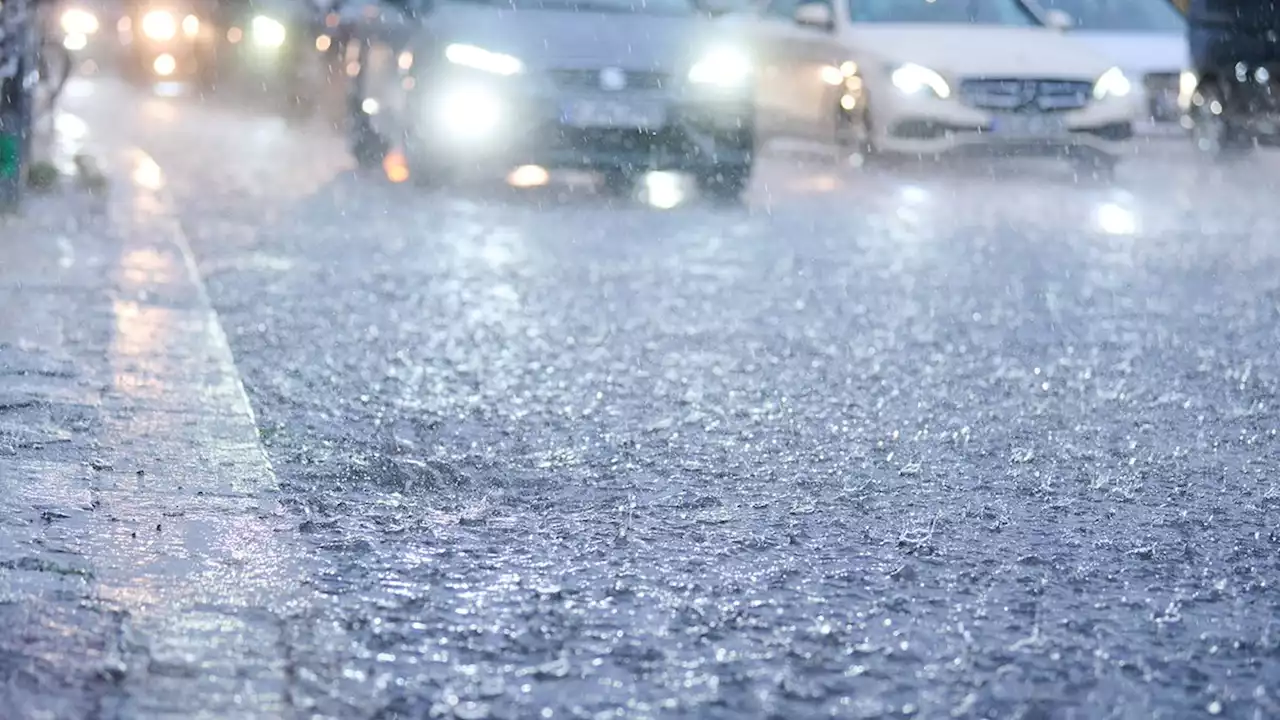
[1043,8,1074,30]
[793,0,833,28]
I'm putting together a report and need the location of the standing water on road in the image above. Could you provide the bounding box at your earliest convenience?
[3,1,1280,718]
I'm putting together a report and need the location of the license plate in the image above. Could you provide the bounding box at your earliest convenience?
[990,113,1067,138]
[1151,90,1179,120]
[561,98,666,129]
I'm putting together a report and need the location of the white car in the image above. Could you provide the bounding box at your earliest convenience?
[751,0,1137,173]
[1021,0,1191,135]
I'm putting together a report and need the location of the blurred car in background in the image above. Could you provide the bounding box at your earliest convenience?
[1021,0,1190,135]
[209,0,326,116]
[117,0,218,86]
[350,0,756,197]
[313,0,383,89]
[751,0,1136,174]
[55,2,103,53]
[45,0,124,75]
[1181,0,1280,157]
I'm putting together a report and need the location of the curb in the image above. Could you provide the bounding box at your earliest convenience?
[92,147,311,718]
[0,146,316,718]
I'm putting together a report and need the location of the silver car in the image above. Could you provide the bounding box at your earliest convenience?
[350,0,757,196]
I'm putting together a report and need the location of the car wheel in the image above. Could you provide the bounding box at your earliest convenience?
[404,143,455,188]
[349,114,388,170]
[835,99,875,167]
[695,164,751,200]
[1189,85,1254,160]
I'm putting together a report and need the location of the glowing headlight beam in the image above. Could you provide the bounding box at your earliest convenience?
[437,85,503,140]
[890,63,950,99]
[1092,66,1132,100]
[153,53,176,76]
[251,16,287,48]
[444,43,523,76]
[61,9,99,35]
[688,48,751,87]
[141,10,177,40]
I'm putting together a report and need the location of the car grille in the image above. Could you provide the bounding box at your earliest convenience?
[547,68,670,92]
[1144,72,1181,121]
[959,78,1092,112]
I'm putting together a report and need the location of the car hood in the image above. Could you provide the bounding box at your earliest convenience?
[429,4,738,72]
[1070,32,1190,75]
[847,25,1115,80]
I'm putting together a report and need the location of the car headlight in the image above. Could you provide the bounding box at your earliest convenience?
[1092,66,1132,100]
[252,16,287,48]
[890,62,951,99]
[1178,70,1198,108]
[61,9,99,36]
[444,43,524,76]
[141,10,177,41]
[437,85,503,139]
[688,48,751,88]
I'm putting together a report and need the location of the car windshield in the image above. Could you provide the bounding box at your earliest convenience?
[1031,0,1186,31]
[455,0,697,13]
[1188,0,1280,27]
[850,0,1038,25]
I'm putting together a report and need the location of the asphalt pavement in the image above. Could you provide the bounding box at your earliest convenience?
[3,76,1279,719]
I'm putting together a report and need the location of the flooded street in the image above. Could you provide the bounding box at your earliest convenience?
[4,75,1279,719]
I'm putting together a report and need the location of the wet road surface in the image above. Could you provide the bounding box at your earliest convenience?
[13,77,1280,718]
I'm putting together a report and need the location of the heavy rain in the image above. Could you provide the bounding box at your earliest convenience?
[2,0,1279,718]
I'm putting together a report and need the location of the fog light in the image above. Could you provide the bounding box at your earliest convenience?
[438,86,501,139]
[508,165,549,188]
[153,53,176,76]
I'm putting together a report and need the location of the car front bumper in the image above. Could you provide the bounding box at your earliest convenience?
[124,38,209,79]
[870,88,1136,158]
[1136,72,1186,135]
[403,69,754,172]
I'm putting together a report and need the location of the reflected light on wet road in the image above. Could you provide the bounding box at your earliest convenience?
[54,113,88,141]
[1096,201,1138,236]
[142,98,178,123]
[151,81,187,98]
[898,184,930,205]
[132,155,165,191]
[62,76,96,99]
[796,173,839,193]
[51,113,90,175]
[892,183,931,230]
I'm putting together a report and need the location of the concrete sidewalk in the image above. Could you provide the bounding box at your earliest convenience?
[0,148,316,718]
